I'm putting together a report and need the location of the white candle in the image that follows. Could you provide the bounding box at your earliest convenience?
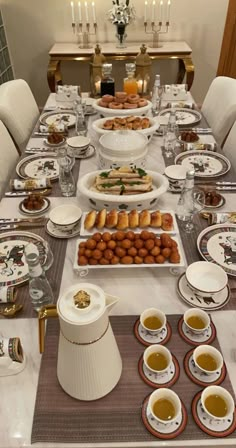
[92,1,96,23]
[167,0,171,22]
[95,80,101,94]
[151,0,156,22]
[85,1,89,23]
[71,1,75,23]
[78,1,82,22]
[159,0,163,22]
[144,1,148,22]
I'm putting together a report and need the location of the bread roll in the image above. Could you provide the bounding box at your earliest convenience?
[106,209,118,229]
[150,211,162,228]
[116,211,129,230]
[84,210,96,230]
[161,213,173,231]
[128,210,139,228]
[139,210,151,228]
[95,209,107,229]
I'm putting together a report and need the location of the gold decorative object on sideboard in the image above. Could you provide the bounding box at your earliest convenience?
[135,44,152,97]
[47,41,195,93]
[90,44,106,97]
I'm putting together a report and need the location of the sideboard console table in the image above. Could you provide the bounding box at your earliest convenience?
[47,41,194,93]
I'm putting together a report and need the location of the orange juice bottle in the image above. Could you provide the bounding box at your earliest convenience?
[123,63,138,95]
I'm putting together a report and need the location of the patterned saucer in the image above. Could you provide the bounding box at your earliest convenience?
[134,318,172,347]
[46,219,80,239]
[192,391,236,437]
[184,349,227,387]
[138,353,180,388]
[178,316,216,346]
[142,395,188,439]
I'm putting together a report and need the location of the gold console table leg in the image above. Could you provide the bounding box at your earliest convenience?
[177,56,194,90]
[47,59,62,93]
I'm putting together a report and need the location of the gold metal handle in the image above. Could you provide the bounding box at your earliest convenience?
[38,304,58,354]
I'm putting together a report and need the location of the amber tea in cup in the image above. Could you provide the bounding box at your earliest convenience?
[184,308,210,334]
[143,315,163,331]
[140,308,166,334]
[201,386,235,420]
[204,394,228,418]
[147,352,168,371]
[186,315,205,329]
[144,344,172,374]
[196,353,218,371]
[153,398,176,421]
[193,345,223,375]
[149,388,182,424]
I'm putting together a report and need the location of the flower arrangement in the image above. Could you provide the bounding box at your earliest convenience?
[108,0,136,26]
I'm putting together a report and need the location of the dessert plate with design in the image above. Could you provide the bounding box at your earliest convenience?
[159,108,202,126]
[40,111,76,128]
[138,353,180,388]
[16,154,59,181]
[184,349,227,387]
[175,151,231,178]
[134,318,172,346]
[178,316,216,346]
[19,197,50,216]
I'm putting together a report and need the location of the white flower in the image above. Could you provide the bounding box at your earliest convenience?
[107,0,136,25]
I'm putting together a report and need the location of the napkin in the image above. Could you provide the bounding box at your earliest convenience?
[56,85,79,103]
[10,178,51,191]
[0,337,24,363]
[0,286,16,304]
[162,84,188,101]
[39,123,66,133]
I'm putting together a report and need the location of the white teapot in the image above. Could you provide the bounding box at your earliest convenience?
[38,283,122,401]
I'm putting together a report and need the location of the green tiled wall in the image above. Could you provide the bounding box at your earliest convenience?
[0,11,14,84]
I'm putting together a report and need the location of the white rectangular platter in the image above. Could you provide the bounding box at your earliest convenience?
[79,210,179,237]
[74,234,186,271]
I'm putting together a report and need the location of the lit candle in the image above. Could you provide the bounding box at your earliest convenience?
[95,80,101,94]
[92,1,96,23]
[151,0,156,22]
[144,1,148,22]
[159,0,163,22]
[78,1,82,22]
[167,0,171,22]
[71,1,75,23]
[85,1,89,23]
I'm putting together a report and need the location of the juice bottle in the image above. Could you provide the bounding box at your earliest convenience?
[123,63,138,95]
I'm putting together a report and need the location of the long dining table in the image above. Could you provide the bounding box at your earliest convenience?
[0,93,236,448]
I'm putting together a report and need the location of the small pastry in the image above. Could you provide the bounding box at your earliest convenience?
[84,210,96,230]
[106,209,118,229]
[161,213,173,231]
[95,209,107,229]
[128,210,139,228]
[150,211,162,228]
[139,210,151,228]
[116,211,129,230]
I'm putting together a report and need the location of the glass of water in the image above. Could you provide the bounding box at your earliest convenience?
[163,124,179,158]
[57,147,75,197]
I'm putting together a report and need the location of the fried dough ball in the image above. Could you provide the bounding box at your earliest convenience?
[89,258,98,265]
[78,255,88,265]
[79,248,85,256]
[150,246,161,257]
[121,256,133,264]
[85,249,93,258]
[102,232,112,242]
[121,238,132,249]
[145,239,155,251]
[128,247,137,257]
[92,232,102,242]
[115,231,126,241]
[134,239,144,249]
[155,238,161,247]
[111,256,120,265]
[126,231,135,241]
[144,255,155,264]
[160,233,172,248]
[148,232,156,240]
[99,257,110,265]
[140,230,150,240]
[111,232,117,240]
[107,240,116,250]
[170,250,180,263]
[162,248,172,259]
[104,249,113,260]
[97,241,107,251]
[79,241,86,248]
[156,255,165,264]
[86,238,97,250]
[171,239,178,248]
[93,249,103,260]
[115,247,126,258]
[134,255,143,264]
[138,248,148,258]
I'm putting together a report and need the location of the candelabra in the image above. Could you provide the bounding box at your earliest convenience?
[144,20,170,48]
[72,22,98,49]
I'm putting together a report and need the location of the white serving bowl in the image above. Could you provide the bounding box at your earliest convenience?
[98,130,148,170]
[185,261,228,296]
[49,204,82,231]
[93,99,152,117]
[77,170,168,211]
[92,116,159,140]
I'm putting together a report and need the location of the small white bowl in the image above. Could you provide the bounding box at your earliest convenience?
[148,388,182,425]
[164,165,187,190]
[49,204,82,231]
[193,345,223,376]
[201,386,235,420]
[93,99,152,117]
[183,308,210,334]
[67,136,90,156]
[143,344,172,375]
[140,307,166,335]
[185,261,228,297]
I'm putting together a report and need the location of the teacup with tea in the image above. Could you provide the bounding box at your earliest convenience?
[201,385,235,420]
[140,308,166,335]
[184,308,210,335]
[148,388,182,425]
[193,345,223,376]
[143,344,172,375]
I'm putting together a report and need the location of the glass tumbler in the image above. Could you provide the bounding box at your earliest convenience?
[57,147,75,197]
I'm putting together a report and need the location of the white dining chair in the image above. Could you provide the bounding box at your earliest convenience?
[0,120,19,198]
[0,79,39,153]
[222,120,236,172]
[201,76,236,147]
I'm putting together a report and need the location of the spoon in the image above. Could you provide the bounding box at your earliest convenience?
[0,304,23,317]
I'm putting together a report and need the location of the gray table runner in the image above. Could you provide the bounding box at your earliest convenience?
[31,315,235,444]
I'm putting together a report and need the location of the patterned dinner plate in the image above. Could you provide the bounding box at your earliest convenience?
[158,108,202,126]
[0,231,47,287]
[175,151,231,178]
[197,224,236,276]
[40,111,76,128]
[16,154,59,181]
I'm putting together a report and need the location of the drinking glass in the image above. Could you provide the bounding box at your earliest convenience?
[43,241,54,271]
[57,146,76,197]
[163,124,179,158]
[176,188,205,233]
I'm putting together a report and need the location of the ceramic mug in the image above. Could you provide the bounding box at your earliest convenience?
[140,308,166,335]
[143,344,172,376]
[193,345,223,376]
[183,308,210,335]
[201,385,235,421]
[148,388,182,425]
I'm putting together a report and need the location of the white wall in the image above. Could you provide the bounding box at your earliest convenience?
[0,0,229,107]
